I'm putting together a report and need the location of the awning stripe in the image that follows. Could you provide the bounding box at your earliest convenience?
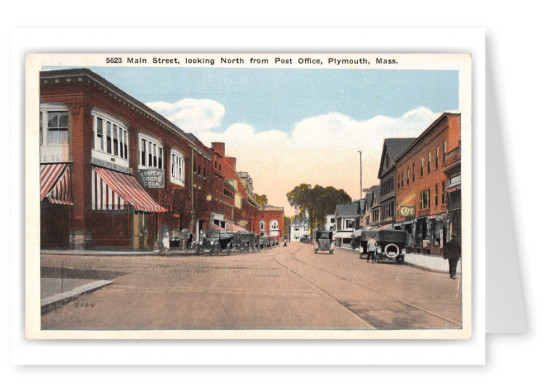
[226,222,247,232]
[376,223,393,231]
[396,193,415,209]
[209,224,224,231]
[40,163,66,201]
[40,164,73,205]
[446,184,461,192]
[93,167,167,212]
[47,165,73,205]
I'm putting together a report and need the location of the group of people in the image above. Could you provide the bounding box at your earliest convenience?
[363,234,462,279]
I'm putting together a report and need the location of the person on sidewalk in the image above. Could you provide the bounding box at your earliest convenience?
[443,236,461,279]
[367,234,378,263]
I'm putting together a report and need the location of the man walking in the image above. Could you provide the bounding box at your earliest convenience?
[443,236,461,279]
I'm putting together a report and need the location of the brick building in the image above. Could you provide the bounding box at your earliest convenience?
[256,206,284,238]
[394,113,461,255]
[377,138,416,226]
[39,68,284,249]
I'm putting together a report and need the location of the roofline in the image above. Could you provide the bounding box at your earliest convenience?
[395,112,460,162]
[40,68,212,158]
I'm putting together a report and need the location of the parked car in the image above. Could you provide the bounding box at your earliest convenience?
[234,232,256,252]
[359,229,407,263]
[195,229,235,256]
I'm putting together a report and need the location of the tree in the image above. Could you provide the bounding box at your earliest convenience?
[286,184,351,232]
[255,194,268,208]
[283,215,291,240]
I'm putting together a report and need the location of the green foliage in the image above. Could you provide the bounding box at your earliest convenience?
[286,183,351,231]
[255,194,268,208]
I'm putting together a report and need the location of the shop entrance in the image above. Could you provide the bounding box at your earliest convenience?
[132,211,149,250]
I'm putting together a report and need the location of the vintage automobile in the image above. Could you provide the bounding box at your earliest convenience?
[195,229,235,256]
[314,230,334,254]
[255,236,268,250]
[234,231,256,252]
[359,229,407,263]
[299,234,311,244]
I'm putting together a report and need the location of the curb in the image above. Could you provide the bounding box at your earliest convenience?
[41,280,113,314]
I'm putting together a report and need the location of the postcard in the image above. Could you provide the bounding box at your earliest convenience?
[25,52,472,340]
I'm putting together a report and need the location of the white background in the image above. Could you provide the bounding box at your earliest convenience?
[2,1,548,389]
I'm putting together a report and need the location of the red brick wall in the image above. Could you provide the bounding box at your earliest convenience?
[395,113,461,222]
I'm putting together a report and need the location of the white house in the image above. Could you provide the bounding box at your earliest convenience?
[290,218,310,242]
[325,214,336,231]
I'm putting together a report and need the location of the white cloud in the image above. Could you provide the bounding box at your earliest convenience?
[147,98,225,131]
[192,107,441,214]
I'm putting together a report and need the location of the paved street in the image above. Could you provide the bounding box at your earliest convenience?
[40,242,462,330]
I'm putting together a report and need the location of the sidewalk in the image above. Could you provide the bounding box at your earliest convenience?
[41,277,112,314]
[41,247,198,257]
[337,246,461,274]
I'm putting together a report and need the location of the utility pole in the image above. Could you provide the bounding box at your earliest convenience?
[358,150,362,199]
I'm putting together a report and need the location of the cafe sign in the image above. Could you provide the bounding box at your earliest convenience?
[398,205,415,217]
[138,169,164,188]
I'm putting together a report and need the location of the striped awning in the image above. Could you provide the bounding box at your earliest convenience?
[92,166,167,213]
[376,223,393,231]
[446,184,461,192]
[226,222,248,232]
[209,224,224,231]
[396,193,415,209]
[40,163,73,205]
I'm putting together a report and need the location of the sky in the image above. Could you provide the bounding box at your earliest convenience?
[86,66,459,216]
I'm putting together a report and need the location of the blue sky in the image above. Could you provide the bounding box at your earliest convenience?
[88,66,458,133]
[48,65,459,213]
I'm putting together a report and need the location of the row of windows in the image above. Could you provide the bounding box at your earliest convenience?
[419,182,447,210]
[95,117,129,160]
[397,141,448,190]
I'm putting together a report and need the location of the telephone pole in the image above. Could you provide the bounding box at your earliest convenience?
[358,150,363,199]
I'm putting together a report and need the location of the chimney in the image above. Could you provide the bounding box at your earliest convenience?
[225,157,237,171]
[211,142,225,157]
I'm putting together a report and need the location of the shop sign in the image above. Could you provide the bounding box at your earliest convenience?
[138,169,164,188]
[398,205,415,217]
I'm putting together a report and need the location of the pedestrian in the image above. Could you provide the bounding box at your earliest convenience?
[187,232,193,249]
[283,241,287,247]
[367,234,378,263]
[443,236,461,279]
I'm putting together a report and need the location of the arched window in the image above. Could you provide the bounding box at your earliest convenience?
[269,219,279,237]
[259,220,265,231]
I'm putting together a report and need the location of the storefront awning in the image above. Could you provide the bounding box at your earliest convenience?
[396,193,415,209]
[334,231,353,239]
[376,223,393,231]
[446,184,461,192]
[93,166,167,213]
[40,163,73,205]
[209,224,224,231]
[421,213,447,221]
[351,229,363,237]
[226,222,248,232]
